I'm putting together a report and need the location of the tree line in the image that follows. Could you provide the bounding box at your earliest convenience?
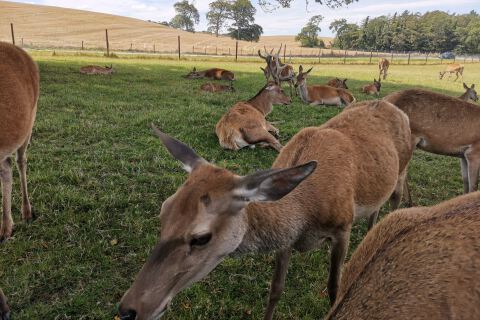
[330,10,480,54]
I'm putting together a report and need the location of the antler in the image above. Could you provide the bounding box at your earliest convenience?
[258,49,267,60]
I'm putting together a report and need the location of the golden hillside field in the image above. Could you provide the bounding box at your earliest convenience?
[0,1,332,55]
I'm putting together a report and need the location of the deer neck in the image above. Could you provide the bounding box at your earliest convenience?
[248,92,273,115]
[297,82,310,104]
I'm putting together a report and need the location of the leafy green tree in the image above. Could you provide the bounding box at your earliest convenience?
[330,19,360,49]
[169,1,200,32]
[258,0,358,10]
[228,23,263,41]
[227,0,263,41]
[206,0,231,37]
[296,15,325,47]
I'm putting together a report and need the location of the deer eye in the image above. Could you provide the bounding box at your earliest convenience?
[190,233,212,247]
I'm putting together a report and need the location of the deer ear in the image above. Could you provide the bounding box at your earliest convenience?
[151,124,205,173]
[464,83,468,89]
[306,67,313,74]
[472,84,475,89]
[260,67,265,71]
[233,161,317,203]
[344,79,348,82]
[299,65,303,73]
[193,67,196,72]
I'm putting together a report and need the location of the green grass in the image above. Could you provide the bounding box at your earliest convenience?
[0,54,479,319]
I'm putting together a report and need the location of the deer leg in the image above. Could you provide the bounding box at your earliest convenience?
[461,157,470,194]
[266,122,280,137]
[454,72,459,82]
[241,127,283,152]
[465,145,480,192]
[0,157,13,242]
[264,249,291,320]
[0,288,10,320]
[367,210,379,231]
[328,229,350,305]
[16,135,33,222]
[390,168,407,210]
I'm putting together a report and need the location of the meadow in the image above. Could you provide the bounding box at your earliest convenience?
[0,53,479,319]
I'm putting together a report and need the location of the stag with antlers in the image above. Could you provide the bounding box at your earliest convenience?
[258,44,296,96]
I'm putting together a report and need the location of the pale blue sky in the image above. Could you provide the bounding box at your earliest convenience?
[14,0,480,36]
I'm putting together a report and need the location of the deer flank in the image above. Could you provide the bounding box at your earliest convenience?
[362,79,381,96]
[327,78,349,89]
[200,82,235,93]
[80,65,114,75]
[439,63,464,81]
[185,67,235,81]
[378,58,390,80]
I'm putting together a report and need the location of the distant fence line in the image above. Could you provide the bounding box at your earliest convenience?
[5,23,480,64]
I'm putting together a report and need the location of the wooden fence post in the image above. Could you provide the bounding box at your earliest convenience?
[391,51,394,63]
[284,44,286,62]
[343,50,347,64]
[216,46,218,55]
[21,38,23,47]
[10,23,15,45]
[407,52,411,65]
[235,41,238,61]
[82,40,84,50]
[369,50,373,64]
[177,35,181,60]
[424,52,429,65]
[153,43,155,53]
[105,29,110,56]
[318,48,321,63]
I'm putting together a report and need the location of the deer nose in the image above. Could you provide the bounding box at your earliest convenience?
[118,307,137,320]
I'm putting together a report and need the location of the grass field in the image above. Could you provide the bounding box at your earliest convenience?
[0,53,479,319]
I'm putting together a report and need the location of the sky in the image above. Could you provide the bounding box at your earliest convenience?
[13,0,480,36]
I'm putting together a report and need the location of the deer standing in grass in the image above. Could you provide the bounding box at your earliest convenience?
[325,191,480,320]
[0,288,9,320]
[79,64,114,75]
[184,67,235,82]
[362,79,381,96]
[378,58,390,80]
[258,45,296,96]
[0,42,39,242]
[459,83,478,102]
[215,82,290,151]
[118,100,412,320]
[200,82,235,93]
[384,88,480,194]
[326,78,349,89]
[439,63,464,81]
[295,66,355,106]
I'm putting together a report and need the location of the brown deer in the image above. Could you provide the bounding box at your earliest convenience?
[118,100,412,320]
[258,45,296,96]
[0,288,9,320]
[459,83,478,102]
[200,82,235,93]
[0,42,39,241]
[215,82,290,151]
[378,58,390,80]
[362,78,381,96]
[439,63,464,81]
[79,64,114,75]
[184,67,235,82]
[384,88,480,194]
[326,78,349,89]
[325,191,480,320]
[295,66,355,107]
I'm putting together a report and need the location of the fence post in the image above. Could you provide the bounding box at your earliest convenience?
[177,35,181,60]
[424,52,429,65]
[204,46,207,55]
[105,29,110,56]
[21,38,23,47]
[153,43,155,53]
[453,55,456,63]
[369,50,373,64]
[391,51,394,63]
[82,40,84,50]
[284,44,286,62]
[10,23,15,45]
[235,41,238,61]
[318,48,321,63]
[407,52,411,65]
[229,47,231,56]
[216,46,218,55]
[343,50,347,64]
[440,58,443,64]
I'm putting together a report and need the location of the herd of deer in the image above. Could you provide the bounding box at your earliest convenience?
[1,41,480,320]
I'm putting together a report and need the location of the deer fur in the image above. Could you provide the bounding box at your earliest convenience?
[384,88,480,193]
[200,82,235,93]
[326,78,349,89]
[0,288,9,320]
[459,83,478,102]
[325,191,480,320]
[378,58,390,80]
[0,42,39,241]
[119,100,412,320]
[79,64,114,75]
[295,66,355,107]
[215,83,290,151]
[184,67,235,81]
[439,63,464,81]
[362,79,381,96]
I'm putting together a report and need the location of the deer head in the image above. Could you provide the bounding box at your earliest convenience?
[463,83,478,102]
[294,65,313,88]
[118,126,316,320]
[185,67,202,79]
[374,78,381,91]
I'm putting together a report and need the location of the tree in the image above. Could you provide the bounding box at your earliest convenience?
[296,15,324,47]
[227,0,263,41]
[207,0,231,37]
[258,0,358,10]
[228,23,263,41]
[169,1,200,32]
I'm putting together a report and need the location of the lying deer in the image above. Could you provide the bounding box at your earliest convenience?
[295,66,355,107]
[184,67,235,82]
[439,63,464,81]
[216,82,289,151]
[258,45,296,96]
[200,82,235,93]
[0,288,9,320]
[362,78,381,96]
[0,42,39,241]
[326,78,348,89]
[79,64,114,75]
[378,58,390,80]
[384,88,480,193]
[459,83,478,102]
[118,100,412,320]
[325,191,480,320]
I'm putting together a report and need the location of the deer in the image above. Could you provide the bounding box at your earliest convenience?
[0,288,9,320]
[378,58,390,80]
[326,78,349,89]
[215,82,290,152]
[0,42,39,242]
[439,63,464,81]
[200,82,235,93]
[384,88,480,195]
[118,99,412,320]
[184,67,235,83]
[459,83,478,102]
[295,66,355,107]
[325,191,480,320]
[362,78,381,96]
[79,64,114,75]
[258,45,296,96]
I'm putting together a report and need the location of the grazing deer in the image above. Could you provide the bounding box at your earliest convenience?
[439,63,464,81]
[327,78,349,89]
[384,88,480,193]
[362,78,382,96]
[0,42,39,241]
[459,83,478,102]
[118,100,412,320]
[215,82,290,151]
[184,67,235,82]
[325,191,480,320]
[295,66,355,107]
[200,82,235,93]
[0,288,9,320]
[79,64,114,75]
[378,58,390,80]
[258,45,296,96]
